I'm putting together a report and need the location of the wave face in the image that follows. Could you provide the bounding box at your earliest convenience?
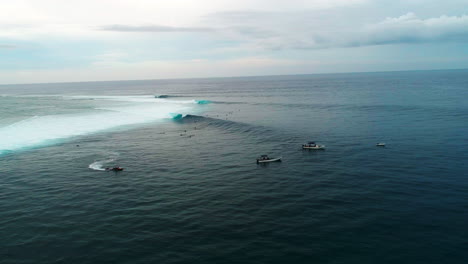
[0,95,202,155]
[170,113,184,120]
[2,72,468,264]
[195,100,211,105]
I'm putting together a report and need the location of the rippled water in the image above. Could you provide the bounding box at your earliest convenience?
[1,70,467,263]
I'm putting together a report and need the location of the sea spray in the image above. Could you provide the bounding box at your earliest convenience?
[0,95,196,155]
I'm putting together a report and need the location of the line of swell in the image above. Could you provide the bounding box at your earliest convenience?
[226,101,468,115]
[176,114,297,143]
[154,95,186,98]
[176,115,303,148]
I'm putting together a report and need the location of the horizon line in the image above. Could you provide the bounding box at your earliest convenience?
[1,67,467,86]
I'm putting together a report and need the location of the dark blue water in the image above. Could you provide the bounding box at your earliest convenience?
[1,70,467,263]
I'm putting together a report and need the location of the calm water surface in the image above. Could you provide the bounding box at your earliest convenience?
[1,70,467,263]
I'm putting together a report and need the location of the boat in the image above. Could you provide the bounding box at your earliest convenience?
[376,143,386,147]
[105,167,124,171]
[302,141,325,150]
[256,155,282,164]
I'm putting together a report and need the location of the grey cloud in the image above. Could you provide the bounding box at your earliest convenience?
[215,12,468,50]
[358,13,468,46]
[0,44,17,49]
[202,11,275,23]
[99,12,468,51]
[99,24,213,32]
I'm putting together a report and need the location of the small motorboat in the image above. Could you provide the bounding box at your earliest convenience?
[302,141,325,150]
[106,167,124,171]
[256,155,282,164]
[376,143,386,147]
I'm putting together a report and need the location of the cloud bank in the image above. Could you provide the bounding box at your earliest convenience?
[0,44,17,49]
[1,0,468,84]
[361,13,468,45]
[205,12,468,50]
[99,24,213,33]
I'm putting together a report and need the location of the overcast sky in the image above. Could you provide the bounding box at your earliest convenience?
[1,0,468,84]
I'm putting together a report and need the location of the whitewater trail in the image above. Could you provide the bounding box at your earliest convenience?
[88,159,115,171]
[0,95,207,155]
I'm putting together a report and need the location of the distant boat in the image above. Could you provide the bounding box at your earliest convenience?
[105,167,124,171]
[376,143,386,147]
[302,141,325,150]
[256,155,282,164]
[155,95,169,98]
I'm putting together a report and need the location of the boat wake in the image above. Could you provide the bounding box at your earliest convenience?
[88,158,115,171]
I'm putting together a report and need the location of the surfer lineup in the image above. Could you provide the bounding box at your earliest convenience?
[87,109,385,172]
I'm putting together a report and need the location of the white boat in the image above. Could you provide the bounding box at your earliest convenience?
[256,155,282,163]
[376,143,386,147]
[302,142,325,150]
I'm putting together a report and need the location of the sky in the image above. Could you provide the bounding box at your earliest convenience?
[0,0,468,84]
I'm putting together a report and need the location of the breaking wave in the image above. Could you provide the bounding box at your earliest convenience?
[170,113,185,120]
[0,95,205,155]
[195,100,211,105]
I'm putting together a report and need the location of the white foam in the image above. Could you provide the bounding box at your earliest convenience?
[89,159,115,171]
[66,95,199,104]
[0,95,195,154]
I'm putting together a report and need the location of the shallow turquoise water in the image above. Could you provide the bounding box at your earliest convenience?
[1,70,467,263]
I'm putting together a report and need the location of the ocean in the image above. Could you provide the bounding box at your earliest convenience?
[1,70,467,264]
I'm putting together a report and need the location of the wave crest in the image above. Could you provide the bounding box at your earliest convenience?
[0,95,197,155]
